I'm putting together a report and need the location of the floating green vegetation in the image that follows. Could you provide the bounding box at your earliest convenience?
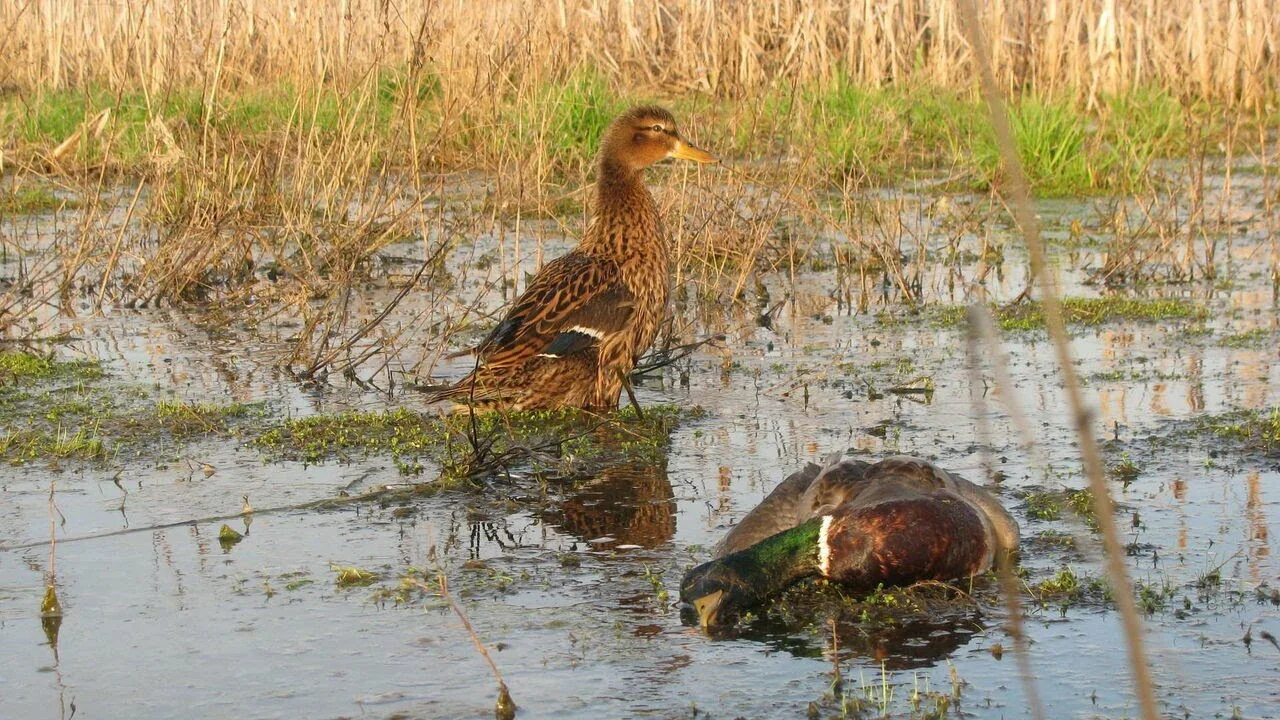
[1218,327,1273,348]
[0,427,107,462]
[1019,488,1097,527]
[332,565,380,587]
[1134,577,1178,615]
[254,407,443,462]
[1032,529,1077,550]
[0,352,260,464]
[1034,567,1082,600]
[2,398,258,464]
[0,185,70,214]
[217,524,244,551]
[1033,567,1114,609]
[1196,408,1280,452]
[0,351,102,387]
[1023,492,1063,521]
[40,585,63,618]
[254,403,690,478]
[937,297,1206,331]
[1065,489,1096,523]
[1108,453,1141,484]
[145,400,256,436]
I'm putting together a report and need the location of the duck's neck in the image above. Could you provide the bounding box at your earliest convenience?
[582,157,660,256]
[716,517,825,599]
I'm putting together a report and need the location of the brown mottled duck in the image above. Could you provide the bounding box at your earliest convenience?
[426,106,715,410]
[680,454,1020,630]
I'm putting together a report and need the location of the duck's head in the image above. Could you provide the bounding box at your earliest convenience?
[681,516,826,632]
[600,105,716,173]
[679,557,766,632]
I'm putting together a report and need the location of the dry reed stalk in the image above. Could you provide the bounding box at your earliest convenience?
[41,474,63,625]
[957,2,1160,719]
[965,304,1045,720]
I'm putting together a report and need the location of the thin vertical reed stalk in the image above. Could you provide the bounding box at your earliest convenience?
[957,2,1160,719]
[966,303,1045,720]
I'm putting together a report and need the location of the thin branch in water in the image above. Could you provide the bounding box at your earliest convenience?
[412,574,516,720]
[965,304,1045,720]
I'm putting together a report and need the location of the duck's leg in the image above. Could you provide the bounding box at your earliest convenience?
[617,368,644,420]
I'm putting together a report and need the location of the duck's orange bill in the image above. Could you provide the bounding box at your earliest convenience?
[670,139,717,164]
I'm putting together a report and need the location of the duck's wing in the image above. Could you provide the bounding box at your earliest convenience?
[849,456,1021,557]
[714,461,824,558]
[799,454,873,517]
[936,468,1021,555]
[844,456,954,504]
[470,252,634,368]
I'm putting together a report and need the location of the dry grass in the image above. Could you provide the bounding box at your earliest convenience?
[0,0,1274,363]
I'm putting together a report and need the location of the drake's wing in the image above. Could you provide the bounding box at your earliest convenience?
[473,253,633,367]
[714,462,824,558]
[800,454,873,517]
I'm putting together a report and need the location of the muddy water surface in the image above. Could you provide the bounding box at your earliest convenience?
[2,174,1279,719]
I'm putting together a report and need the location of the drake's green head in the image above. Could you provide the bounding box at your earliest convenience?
[679,517,824,631]
[679,560,763,631]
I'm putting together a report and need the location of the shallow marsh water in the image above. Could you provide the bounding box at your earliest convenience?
[2,170,1279,719]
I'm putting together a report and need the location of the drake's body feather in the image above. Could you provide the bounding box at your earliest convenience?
[682,454,1020,630]
[426,106,713,410]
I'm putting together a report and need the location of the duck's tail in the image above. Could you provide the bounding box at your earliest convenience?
[413,373,504,407]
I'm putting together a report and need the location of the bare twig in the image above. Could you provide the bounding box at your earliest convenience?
[412,575,516,719]
[965,305,1045,720]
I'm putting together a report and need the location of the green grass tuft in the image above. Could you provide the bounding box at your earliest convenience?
[937,297,1207,331]
[0,351,103,387]
[0,186,70,214]
[1197,408,1280,451]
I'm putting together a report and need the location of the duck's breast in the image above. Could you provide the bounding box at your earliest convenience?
[821,489,991,588]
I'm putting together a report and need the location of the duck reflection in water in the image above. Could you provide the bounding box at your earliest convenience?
[539,458,676,550]
[722,584,987,671]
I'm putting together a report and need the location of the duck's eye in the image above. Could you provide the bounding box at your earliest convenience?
[650,124,664,132]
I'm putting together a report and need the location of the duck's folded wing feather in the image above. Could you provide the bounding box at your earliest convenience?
[714,462,824,558]
[539,284,635,358]
[472,253,632,366]
[800,456,873,517]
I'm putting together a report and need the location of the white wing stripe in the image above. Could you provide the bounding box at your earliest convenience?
[566,325,604,339]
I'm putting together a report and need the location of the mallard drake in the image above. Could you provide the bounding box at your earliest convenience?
[427,106,715,411]
[680,454,1020,630]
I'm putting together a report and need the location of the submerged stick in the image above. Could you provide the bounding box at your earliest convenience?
[617,368,645,420]
[956,3,1160,719]
[0,484,408,553]
[413,575,516,720]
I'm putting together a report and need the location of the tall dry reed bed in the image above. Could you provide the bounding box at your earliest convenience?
[0,0,1276,358]
[2,0,1276,106]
